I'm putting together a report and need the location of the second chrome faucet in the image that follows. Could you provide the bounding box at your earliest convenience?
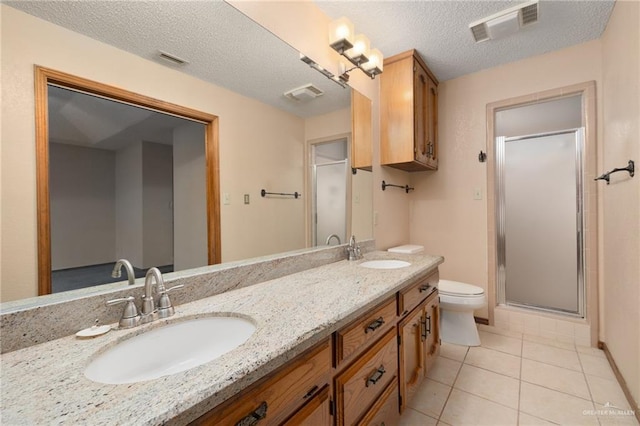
[108,265,183,329]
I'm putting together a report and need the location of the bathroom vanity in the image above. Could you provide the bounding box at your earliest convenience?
[0,250,443,425]
[193,269,441,425]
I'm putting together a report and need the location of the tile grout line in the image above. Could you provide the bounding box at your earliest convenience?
[436,345,470,422]
[520,346,597,404]
[577,345,603,426]
[517,335,523,425]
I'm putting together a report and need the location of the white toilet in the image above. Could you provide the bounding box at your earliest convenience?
[438,280,486,346]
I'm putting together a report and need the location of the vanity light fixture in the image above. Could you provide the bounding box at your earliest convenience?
[300,54,348,88]
[329,17,383,80]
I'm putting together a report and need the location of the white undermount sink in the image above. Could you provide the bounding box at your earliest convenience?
[359,260,411,269]
[84,316,255,384]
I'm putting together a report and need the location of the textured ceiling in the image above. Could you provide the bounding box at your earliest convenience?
[6,0,614,119]
[315,0,615,81]
[5,0,350,119]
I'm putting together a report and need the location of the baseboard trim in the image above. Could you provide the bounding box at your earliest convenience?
[474,316,489,325]
[598,341,640,422]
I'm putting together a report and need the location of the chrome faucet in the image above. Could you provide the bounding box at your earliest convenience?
[326,234,341,245]
[107,266,183,328]
[346,235,362,261]
[111,259,135,285]
[140,267,162,323]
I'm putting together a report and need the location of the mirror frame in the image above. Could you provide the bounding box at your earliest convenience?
[34,66,221,295]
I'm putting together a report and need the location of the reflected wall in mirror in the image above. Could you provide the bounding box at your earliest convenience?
[45,82,213,294]
[0,2,373,303]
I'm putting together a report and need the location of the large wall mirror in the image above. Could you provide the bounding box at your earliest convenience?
[1,1,373,304]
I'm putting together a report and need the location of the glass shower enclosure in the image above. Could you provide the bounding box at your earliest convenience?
[496,128,585,316]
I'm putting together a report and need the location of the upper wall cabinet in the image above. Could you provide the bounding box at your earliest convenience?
[351,89,373,171]
[380,50,439,172]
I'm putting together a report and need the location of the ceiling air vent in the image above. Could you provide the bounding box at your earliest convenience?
[284,84,324,102]
[520,2,539,26]
[469,0,538,43]
[470,23,489,43]
[158,50,189,66]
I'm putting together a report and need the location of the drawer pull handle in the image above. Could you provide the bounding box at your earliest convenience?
[303,385,318,399]
[419,284,430,293]
[366,365,386,387]
[236,401,267,426]
[365,317,385,333]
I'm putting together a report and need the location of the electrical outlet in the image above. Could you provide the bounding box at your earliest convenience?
[373,210,379,226]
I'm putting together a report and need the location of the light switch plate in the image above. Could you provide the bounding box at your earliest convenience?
[244,194,250,204]
[474,188,483,200]
[223,193,231,205]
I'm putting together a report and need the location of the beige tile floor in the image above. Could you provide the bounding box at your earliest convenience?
[399,325,639,426]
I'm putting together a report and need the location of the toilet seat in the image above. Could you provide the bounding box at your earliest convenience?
[438,280,484,297]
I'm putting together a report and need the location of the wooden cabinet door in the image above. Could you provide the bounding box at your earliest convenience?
[351,89,373,171]
[398,304,425,413]
[424,294,440,374]
[425,76,438,170]
[413,60,429,166]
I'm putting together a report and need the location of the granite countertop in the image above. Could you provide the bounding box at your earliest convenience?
[0,251,443,425]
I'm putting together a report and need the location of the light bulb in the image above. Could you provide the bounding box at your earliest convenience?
[362,48,383,74]
[329,17,354,52]
[345,34,370,64]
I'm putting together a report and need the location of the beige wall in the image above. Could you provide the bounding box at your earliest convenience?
[304,107,374,244]
[601,0,640,405]
[173,123,208,271]
[0,5,306,301]
[49,143,116,269]
[409,40,603,320]
[227,0,402,250]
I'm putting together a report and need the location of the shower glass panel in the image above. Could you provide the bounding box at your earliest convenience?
[497,128,584,316]
[314,161,348,245]
[311,138,349,246]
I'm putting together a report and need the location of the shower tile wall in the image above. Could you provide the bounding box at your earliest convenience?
[494,306,592,347]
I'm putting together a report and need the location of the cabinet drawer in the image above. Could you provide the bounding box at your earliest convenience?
[398,270,439,316]
[282,385,331,426]
[335,329,398,426]
[192,339,331,426]
[357,380,399,426]
[335,297,397,365]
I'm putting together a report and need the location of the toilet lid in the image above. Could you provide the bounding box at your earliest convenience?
[438,279,484,296]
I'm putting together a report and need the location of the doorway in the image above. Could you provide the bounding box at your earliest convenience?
[35,66,220,295]
[310,137,350,246]
[486,82,598,345]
